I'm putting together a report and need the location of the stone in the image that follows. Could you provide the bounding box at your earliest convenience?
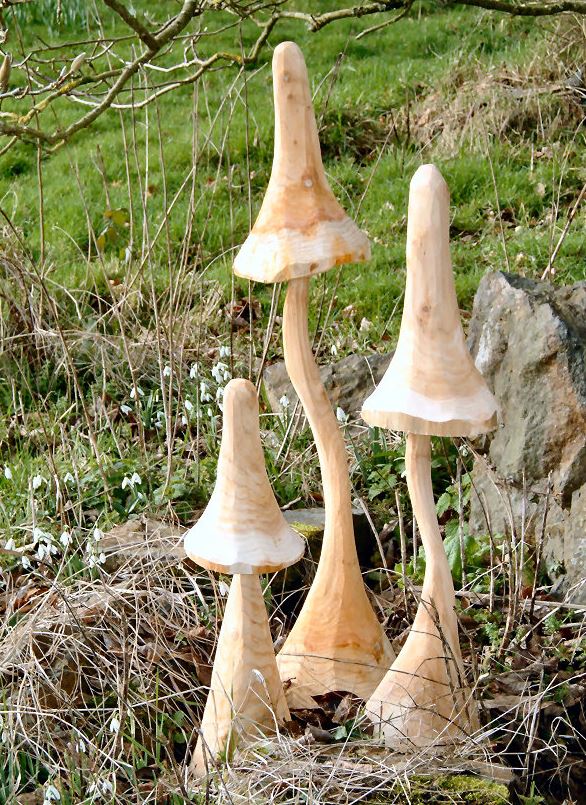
[263,352,391,418]
[467,272,586,602]
[100,516,186,572]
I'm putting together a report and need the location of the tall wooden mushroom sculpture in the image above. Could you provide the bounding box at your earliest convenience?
[234,41,394,708]
[362,164,498,747]
[185,379,305,775]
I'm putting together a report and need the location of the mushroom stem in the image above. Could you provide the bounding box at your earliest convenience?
[190,573,289,777]
[366,432,478,745]
[277,277,394,707]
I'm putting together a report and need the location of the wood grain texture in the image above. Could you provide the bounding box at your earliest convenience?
[184,378,305,574]
[365,434,479,747]
[190,574,290,777]
[362,164,497,437]
[233,41,369,283]
[276,277,395,708]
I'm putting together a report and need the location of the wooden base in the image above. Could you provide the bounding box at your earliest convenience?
[190,574,289,776]
[366,434,479,747]
[277,278,394,708]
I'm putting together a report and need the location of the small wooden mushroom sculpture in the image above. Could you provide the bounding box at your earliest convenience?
[362,165,498,747]
[234,41,394,708]
[185,379,305,776]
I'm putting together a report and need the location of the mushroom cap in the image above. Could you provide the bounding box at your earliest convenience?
[362,165,498,437]
[233,41,370,284]
[184,379,305,574]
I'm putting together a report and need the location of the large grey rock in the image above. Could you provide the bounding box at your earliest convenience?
[263,352,391,418]
[468,272,586,602]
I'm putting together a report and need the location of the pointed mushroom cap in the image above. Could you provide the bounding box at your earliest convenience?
[233,41,370,284]
[184,378,305,574]
[362,165,498,437]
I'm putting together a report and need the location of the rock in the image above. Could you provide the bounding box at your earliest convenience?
[467,272,586,601]
[100,516,186,572]
[263,352,391,418]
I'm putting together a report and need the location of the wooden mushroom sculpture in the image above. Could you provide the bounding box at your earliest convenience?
[234,41,394,708]
[185,379,305,775]
[362,164,498,747]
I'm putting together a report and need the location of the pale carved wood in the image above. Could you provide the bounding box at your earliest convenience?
[276,277,395,708]
[365,434,479,746]
[233,41,369,283]
[184,378,304,574]
[362,164,497,747]
[190,573,290,776]
[362,165,497,438]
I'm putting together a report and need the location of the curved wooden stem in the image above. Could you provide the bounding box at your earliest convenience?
[276,277,394,708]
[365,433,478,746]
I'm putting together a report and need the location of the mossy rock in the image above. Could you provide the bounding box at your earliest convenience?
[374,774,510,804]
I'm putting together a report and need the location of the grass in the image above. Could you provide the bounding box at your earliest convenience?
[0,1,585,801]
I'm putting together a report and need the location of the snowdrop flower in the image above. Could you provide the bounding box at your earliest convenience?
[3,466,12,480]
[279,395,290,409]
[218,580,230,597]
[75,738,86,753]
[120,404,132,416]
[215,387,224,402]
[4,538,15,551]
[109,716,121,733]
[43,784,60,803]
[330,344,338,357]
[184,399,194,412]
[200,381,211,402]
[98,553,106,565]
[36,544,47,562]
[43,786,60,804]
[129,386,144,399]
[94,528,103,542]
[63,472,75,485]
[131,472,141,486]
[219,345,231,358]
[211,361,228,384]
[60,532,71,548]
[163,365,171,377]
[181,415,188,426]
[189,363,199,379]
[32,475,46,491]
[207,407,213,419]
[336,407,349,424]
[459,444,469,457]
[21,556,31,570]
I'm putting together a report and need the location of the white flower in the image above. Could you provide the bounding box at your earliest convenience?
[60,532,71,548]
[75,738,86,753]
[131,472,141,486]
[207,407,213,418]
[219,345,231,358]
[4,538,15,551]
[21,556,31,570]
[129,386,144,399]
[330,344,338,357]
[109,716,121,733]
[98,552,106,565]
[163,365,171,377]
[63,472,75,485]
[184,399,193,412]
[120,404,132,416]
[218,580,230,597]
[181,415,188,426]
[88,555,97,568]
[359,317,372,332]
[279,395,290,409]
[336,407,349,424]
[215,387,224,402]
[32,475,46,491]
[189,363,199,379]
[36,544,47,562]
[94,528,103,542]
[43,784,60,803]
[200,381,210,402]
[3,466,12,480]
[211,361,230,384]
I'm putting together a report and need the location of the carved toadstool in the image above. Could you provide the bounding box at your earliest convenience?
[187,379,304,776]
[234,41,394,708]
[362,164,498,747]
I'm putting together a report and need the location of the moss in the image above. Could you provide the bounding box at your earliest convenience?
[289,522,324,541]
[374,774,510,804]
